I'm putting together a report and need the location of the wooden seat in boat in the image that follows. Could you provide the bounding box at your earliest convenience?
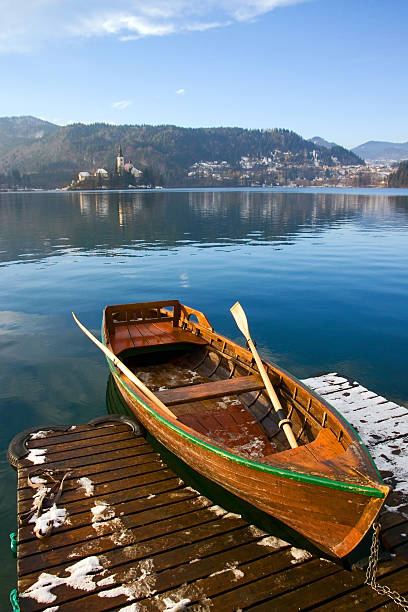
[178,404,276,457]
[264,428,344,467]
[155,375,264,406]
[112,321,208,355]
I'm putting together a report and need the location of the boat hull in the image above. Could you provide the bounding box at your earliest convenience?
[111,368,387,558]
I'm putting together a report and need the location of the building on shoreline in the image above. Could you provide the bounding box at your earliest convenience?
[116,146,124,175]
[69,146,143,190]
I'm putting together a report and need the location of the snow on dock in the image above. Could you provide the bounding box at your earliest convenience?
[11,378,408,611]
[303,373,408,501]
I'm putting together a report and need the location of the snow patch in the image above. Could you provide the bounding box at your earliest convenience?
[223,512,241,520]
[21,556,103,604]
[91,502,115,522]
[29,504,69,537]
[90,514,133,545]
[187,369,200,380]
[64,557,104,590]
[30,476,47,485]
[98,585,137,600]
[249,525,265,538]
[386,503,407,514]
[236,437,266,459]
[210,561,244,580]
[290,547,312,564]
[163,597,191,611]
[30,431,49,439]
[78,477,94,497]
[98,558,156,600]
[97,575,116,586]
[208,505,227,516]
[257,535,288,549]
[26,448,46,464]
[109,518,135,546]
[216,395,241,409]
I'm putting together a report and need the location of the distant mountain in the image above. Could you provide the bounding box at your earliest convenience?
[309,136,338,149]
[388,160,408,187]
[352,140,408,163]
[0,116,59,157]
[0,117,364,188]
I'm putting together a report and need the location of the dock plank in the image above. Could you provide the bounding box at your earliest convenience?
[27,423,131,447]
[28,429,136,453]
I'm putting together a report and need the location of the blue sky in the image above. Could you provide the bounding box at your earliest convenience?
[0,0,407,148]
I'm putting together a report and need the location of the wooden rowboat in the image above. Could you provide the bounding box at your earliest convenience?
[98,299,388,558]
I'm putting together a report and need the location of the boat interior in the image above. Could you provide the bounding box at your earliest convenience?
[103,300,370,479]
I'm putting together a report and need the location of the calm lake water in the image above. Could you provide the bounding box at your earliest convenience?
[1,188,408,598]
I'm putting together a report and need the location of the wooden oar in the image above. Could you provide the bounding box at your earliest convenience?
[72,313,175,419]
[230,302,298,449]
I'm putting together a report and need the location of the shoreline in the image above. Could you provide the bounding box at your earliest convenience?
[2,186,408,195]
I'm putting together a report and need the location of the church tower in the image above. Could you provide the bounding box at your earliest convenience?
[116,145,124,175]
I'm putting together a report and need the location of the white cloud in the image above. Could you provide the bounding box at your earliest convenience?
[112,100,132,110]
[0,0,311,54]
[77,14,176,38]
[176,89,185,95]
[226,0,308,21]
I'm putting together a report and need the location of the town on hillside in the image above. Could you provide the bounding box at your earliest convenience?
[186,154,393,189]
[67,145,394,190]
[59,147,395,191]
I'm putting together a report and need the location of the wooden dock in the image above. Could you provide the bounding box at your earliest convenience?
[304,373,408,556]
[12,375,408,611]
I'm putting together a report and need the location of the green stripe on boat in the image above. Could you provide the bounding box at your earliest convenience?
[105,355,385,499]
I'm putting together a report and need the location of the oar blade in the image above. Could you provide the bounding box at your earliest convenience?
[230,301,250,340]
[230,303,298,448]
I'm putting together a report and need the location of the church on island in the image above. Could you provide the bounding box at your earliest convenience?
[115,145,143,180]
[69,146,143,190]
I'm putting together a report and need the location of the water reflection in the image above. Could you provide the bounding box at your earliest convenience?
[1,190,408,266]
[0,310,106,441]
[79,191,110,217]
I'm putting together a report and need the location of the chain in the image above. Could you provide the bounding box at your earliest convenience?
[365,521,408,610]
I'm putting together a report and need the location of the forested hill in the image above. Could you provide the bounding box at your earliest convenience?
[0,117,363,188]
[0,116,59,157]
[388,160,408,187]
